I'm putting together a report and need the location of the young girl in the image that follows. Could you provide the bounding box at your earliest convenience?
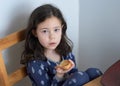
[21,4,102,86]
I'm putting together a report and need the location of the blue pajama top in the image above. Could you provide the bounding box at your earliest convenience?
[27,53,78,86]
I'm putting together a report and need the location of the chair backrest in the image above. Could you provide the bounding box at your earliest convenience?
[0,29,27,86]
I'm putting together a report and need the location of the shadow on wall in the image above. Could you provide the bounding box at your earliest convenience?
[2,3,32,86]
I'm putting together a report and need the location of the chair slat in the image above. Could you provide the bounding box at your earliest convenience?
[8,66,27,86]
[0,29,25,51]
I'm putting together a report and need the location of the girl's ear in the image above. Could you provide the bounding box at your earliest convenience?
[32,30,37,37]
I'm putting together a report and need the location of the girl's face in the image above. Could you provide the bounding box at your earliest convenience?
[33,16,62,51]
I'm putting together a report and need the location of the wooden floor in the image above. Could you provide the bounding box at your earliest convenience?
[83,76,102,86]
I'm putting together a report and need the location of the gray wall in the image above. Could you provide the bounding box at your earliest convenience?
[79,0,120,72]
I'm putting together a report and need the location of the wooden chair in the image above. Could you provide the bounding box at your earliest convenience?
[0,29,102,86]
[0,29,27,86]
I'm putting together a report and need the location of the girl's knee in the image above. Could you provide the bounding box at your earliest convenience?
[85,68,102,80]
[71,71,90,85]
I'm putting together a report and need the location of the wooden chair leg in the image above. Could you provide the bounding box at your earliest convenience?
[0,53,9,86]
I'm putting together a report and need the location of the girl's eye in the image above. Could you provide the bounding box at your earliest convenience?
[41,29,48,33]
[54,28,60,32]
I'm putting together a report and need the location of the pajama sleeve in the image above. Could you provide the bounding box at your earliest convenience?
[27,60,64,86]
[27,60,50,86]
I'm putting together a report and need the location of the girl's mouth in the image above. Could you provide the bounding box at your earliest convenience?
[49,42,56,45]
[49,42,56,46]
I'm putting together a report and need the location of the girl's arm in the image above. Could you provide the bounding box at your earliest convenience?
[27,60,51,86]
[27,60,64,86]
[54,53,78,80]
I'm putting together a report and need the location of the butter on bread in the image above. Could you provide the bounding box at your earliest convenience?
[57,60,72,70]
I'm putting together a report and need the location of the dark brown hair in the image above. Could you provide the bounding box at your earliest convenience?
[21,4,73,64]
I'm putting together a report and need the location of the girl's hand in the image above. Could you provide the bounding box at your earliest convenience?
[55,59,75,78]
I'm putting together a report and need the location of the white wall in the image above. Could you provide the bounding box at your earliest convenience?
[0,0,79,86]
[79,0,120,72]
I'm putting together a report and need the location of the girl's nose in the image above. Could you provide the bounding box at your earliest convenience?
[49,32,55,39]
